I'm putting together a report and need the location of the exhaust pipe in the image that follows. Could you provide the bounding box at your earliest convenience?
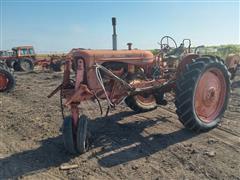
[127,43,132,50]
[112,17,117,50]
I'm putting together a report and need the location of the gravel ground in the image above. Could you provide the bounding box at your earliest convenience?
[0,70,239,179]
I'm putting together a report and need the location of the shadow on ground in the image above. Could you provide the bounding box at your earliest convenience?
[0,136,71,179]
[0,110,198,178]
[89,110,198,167]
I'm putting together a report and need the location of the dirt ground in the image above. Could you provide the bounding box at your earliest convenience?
[0,70,239,180]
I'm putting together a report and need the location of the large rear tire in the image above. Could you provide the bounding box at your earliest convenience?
[175,56,230,131]
[0,63,15,92]
[5,59,16,69]
[13,61,21,71]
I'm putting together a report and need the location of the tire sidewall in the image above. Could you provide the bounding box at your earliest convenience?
[0,67,15,92]
[76,115,88,154]
[63,116,77,154]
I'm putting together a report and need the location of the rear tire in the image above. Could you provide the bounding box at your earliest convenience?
[5,59,16,69]
[0,63,15,92]
[13,61,21,71]
[175,56,230,131]
[19,58,34,72]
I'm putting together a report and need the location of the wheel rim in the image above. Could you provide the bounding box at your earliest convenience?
[21,61,30,70]
[0,73,8,90]
[135,94,156,106]
[130,79,156,106]
[194,68,227,123]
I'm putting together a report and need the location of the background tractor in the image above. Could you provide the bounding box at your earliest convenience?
[0,47,67,72]
[34,54,66,72]
[0,46,35,72]
[49,18,232,154]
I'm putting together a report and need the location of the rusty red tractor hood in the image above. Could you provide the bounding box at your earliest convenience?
[69,49,154,67]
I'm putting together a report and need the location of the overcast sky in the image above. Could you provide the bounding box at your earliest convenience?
[0,0,239,53]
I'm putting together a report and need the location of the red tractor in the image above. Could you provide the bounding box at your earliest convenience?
[0,46,35,72]
[49,18,232,154]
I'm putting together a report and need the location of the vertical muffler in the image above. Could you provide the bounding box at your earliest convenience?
[112,17,117,50]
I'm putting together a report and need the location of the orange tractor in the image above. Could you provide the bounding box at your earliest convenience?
[49,18,235,154]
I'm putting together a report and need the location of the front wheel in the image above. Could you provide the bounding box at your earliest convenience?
[125,79,157,113]
[62,116,77,154]
[62,115,90,154]
[175,56,230,131]
[125,93,157,113]
[76,115,89,154]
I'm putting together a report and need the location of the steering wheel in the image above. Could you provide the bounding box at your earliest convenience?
[159,36,177,53]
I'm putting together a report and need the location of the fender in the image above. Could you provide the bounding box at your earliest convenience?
[176,53,199,77]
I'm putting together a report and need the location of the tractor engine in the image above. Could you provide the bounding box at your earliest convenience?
[69,49,156,92]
